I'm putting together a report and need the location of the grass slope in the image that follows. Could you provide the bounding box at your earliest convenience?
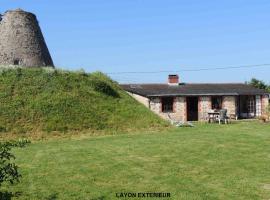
[2,121,270,199]
[0,67,167,134]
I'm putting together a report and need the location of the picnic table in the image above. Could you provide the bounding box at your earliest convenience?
[208,111,220,123]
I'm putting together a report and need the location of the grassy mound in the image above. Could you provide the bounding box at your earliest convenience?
[0,67,167,134]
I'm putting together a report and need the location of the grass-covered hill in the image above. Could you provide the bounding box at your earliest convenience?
[0,67,167,134]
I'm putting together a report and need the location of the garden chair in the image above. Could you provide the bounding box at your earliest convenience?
[218,109,229,124]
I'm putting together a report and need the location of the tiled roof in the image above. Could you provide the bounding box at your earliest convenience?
[121,83,268,97]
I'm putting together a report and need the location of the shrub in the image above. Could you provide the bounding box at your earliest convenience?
[267,105,270,120]
[0,126,6,133]
[258,115,268,122]
[0,139,30,187]
[91,78,119,97]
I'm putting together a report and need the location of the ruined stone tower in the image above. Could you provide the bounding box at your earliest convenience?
[0,9,54,67]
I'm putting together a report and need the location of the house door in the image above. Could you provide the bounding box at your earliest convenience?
[187,97,198,121]
[239,95,256,118]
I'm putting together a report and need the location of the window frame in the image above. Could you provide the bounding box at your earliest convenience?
[161,97,174,113]
[211,96,223,110]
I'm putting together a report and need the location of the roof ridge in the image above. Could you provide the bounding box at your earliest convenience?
[121,82,246,85]
[186,83,246,85]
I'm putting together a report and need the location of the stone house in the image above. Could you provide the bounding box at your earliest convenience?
[121,75,269,121]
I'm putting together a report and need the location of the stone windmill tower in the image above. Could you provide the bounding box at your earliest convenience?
[0,9,54,67]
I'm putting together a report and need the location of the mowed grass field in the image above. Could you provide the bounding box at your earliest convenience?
[3,121,270,200]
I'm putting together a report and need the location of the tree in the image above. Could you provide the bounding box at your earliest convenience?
[0,139,30,187]
[247,78,270,93]
[248,78,267,89]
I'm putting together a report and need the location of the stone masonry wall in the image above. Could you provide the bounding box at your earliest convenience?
[130,94,244,122]
[262,95,269,115]
[149,96,186,121]
[0,9,54,67]
[198,96,211,121]
[222,96,236,116]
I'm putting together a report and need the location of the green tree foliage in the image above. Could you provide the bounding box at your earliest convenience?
[0,139,30,187]
[247,78,270,93]
[248,78,268,90]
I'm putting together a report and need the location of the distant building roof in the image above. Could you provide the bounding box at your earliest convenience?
[121,83,268,97]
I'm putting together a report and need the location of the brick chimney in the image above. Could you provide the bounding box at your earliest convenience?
[168,74,179,85]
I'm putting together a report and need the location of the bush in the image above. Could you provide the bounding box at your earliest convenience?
[258,115,268,122]
[0,126,6,133]
[267,105,270,120]
[91,78,119,97]
[0,139,30,187]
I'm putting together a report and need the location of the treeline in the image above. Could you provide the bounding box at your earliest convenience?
[247,78,270,92]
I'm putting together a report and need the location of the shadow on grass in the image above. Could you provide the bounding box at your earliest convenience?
[46,193,58,200]
[91,196,106,200]
[0,191,22,200]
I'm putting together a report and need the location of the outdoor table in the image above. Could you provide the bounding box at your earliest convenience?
[208,112,220,123]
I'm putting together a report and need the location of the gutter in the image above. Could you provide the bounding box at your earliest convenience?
[147,93,239,97]
[147,93,268,97]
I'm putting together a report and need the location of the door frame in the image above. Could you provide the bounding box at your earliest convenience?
[186,96,199,121]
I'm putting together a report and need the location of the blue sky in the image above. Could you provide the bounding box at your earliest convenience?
[1,0,270,83]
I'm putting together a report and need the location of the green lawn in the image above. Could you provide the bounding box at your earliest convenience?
[3,121,270,200]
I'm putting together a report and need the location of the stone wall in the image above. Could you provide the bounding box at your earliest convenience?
[129,93,268,122]
[170,97,186,121]
[198,96,211,121]
[149,97,161,114]
[149,96,186,121]
[0,9,54,67]
[262,95,269,115]
[222,96,236,116]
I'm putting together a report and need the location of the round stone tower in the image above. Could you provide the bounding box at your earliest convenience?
[0,9,54,67]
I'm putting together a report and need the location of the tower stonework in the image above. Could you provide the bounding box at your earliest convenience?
[0,9,54,67]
